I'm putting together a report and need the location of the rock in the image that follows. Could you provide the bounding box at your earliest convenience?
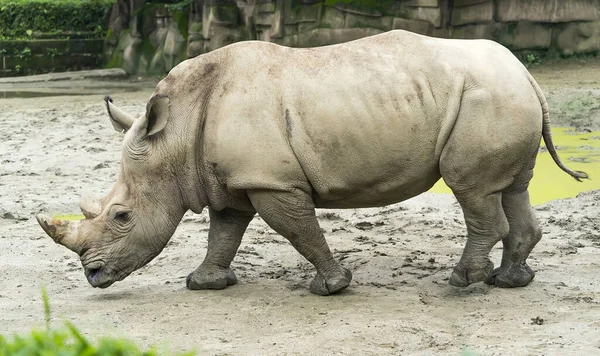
[284,1,321,24]
[319,6,346,29]
[93,162,108,170]
[451,1,494,26]
[428,27,450,38]
[104,0,600,76]
[106,0,130,46]
[120,32,143,75]
[203,4,239,39]
[279,34,298,47]
[557,21,600,55]
[404,6,442,27]
[331,3,382,17]
[188,21,203,36]
[392,18,431,35]
[405,0,439,7]
[256,2,275,13]
[187,21,204,58]
[208,3,239,25]
[187,39,204,58]
[298,21,320,34]
[2,212,16,220]
[204,28,242,52]
[454,0,489,6]
[270,0,284,39]
[297,28,383,47]
[137,53,150,74]
[345,13,393,31]
[149,26,169,49]
[163,22,186,71]
[496,0,600,23]
[451,23,499,40]
[255,11,275,26]
[498,22,552,50]
[149,44,165,74]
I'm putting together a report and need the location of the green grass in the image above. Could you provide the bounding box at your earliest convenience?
[0,288,195,355]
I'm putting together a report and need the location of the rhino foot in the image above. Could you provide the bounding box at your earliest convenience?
[186,267,237,290]
[309,268,353,296]
[448,260,494,287]
[484,263,535,288]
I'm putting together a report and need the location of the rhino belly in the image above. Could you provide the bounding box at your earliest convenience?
[311,167,442,209]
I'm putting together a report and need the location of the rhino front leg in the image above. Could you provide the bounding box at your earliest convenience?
[187,207,254,290]
[248,189,352,296]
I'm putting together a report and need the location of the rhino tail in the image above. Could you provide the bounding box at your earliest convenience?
[528,75,589,182]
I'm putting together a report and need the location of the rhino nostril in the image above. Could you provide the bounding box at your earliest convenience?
[88,267,101,279]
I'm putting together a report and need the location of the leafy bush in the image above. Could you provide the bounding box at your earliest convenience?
[0,288,194,356]
[0,0,115,39]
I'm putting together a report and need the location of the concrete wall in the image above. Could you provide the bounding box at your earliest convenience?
[106,0,600,75]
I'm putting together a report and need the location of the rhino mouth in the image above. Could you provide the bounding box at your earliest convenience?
[84,263,114,288]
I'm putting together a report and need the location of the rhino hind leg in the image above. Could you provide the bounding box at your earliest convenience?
[187,208,254,290]
[485,179,541,288]
[447,191,509,287]
[248,189,352,296]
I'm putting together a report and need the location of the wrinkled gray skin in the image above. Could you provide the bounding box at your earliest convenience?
[37,30,587,295]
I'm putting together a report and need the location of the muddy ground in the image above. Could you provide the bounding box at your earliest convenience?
[1,60,599,355]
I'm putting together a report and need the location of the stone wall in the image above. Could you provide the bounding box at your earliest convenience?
[106,0,600,75]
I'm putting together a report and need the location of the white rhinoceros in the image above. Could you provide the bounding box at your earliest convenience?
[37,30,587,295]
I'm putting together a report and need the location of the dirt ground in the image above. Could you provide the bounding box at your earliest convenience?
[1,59,599,356]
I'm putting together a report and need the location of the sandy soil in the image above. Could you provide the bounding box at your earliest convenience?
[1,60,599,355]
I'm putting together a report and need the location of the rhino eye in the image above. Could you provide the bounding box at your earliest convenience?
[114,211,130,222]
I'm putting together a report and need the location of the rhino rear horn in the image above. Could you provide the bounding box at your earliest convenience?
[80,194,101,219]
[105,96,136,133]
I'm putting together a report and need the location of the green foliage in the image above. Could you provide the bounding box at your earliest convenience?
[45,47,62,58]
[0,288,195,356]
[163,0,194,12]
[0,0,115,40]
[526,53,541,67]
[14,46,32,59]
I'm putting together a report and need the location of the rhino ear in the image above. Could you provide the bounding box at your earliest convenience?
[141,94,170,137]
[104,96,136,133]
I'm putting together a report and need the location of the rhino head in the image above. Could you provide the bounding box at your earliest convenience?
[37,95,192,288]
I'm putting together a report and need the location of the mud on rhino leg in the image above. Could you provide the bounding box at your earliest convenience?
[449,192,509,287]
[248,189,352,296]
[485,188,541,288]
[187,207,254,290]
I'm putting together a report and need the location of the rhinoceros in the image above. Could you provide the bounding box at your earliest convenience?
[36,30,587,295]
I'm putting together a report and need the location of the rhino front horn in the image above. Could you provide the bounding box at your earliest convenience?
[36,214,82,255]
